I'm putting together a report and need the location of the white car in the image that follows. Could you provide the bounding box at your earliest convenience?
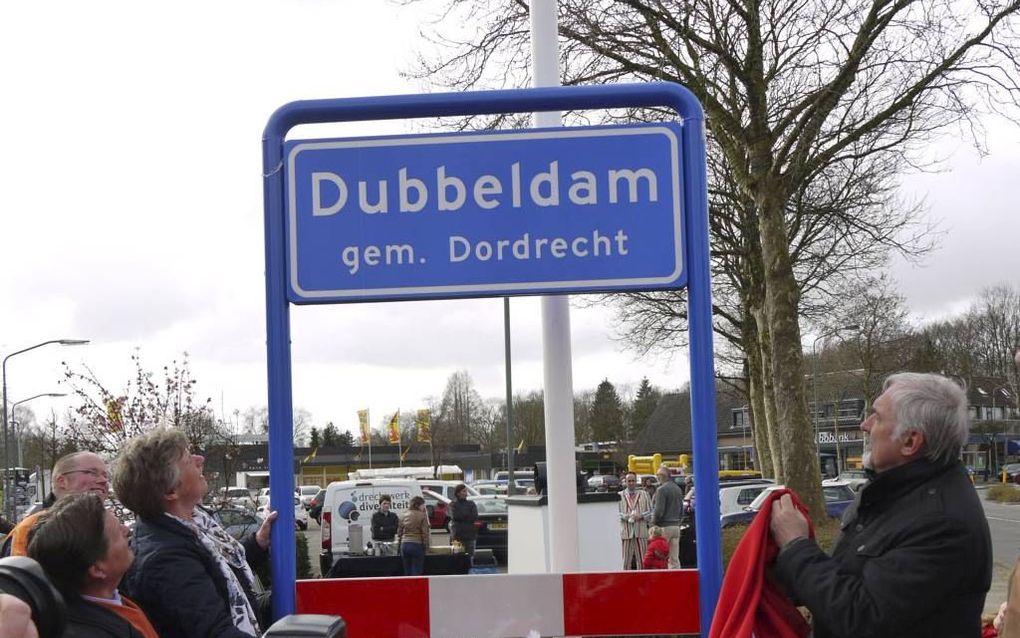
[257,494,308,530]
[718,481,774,518]
[298,485,321,508]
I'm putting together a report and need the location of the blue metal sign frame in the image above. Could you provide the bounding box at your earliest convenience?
[262,82,720,635]
[283,124,687,302]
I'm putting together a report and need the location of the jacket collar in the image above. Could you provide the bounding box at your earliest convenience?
[859,457,959,510]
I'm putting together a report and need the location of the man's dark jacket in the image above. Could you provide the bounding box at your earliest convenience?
[122,513,268,638]
[774,459,991,638]
[63,594,145,638]
[371,509,399,541]
[450,499,478,543]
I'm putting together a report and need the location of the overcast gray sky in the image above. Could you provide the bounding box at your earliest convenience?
[2,1,1017,438]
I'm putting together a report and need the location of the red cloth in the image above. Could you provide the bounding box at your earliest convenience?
[709,488,813,638]
[642,535,669,569]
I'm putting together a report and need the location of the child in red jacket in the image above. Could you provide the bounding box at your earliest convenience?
[643,525,669,569]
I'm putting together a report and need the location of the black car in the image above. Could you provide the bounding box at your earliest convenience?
[471,497,508,564]
[308,488,326,524]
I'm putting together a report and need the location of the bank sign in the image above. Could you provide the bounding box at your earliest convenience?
[284,124,685,303]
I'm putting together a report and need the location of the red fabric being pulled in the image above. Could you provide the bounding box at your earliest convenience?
[709,488,813,638]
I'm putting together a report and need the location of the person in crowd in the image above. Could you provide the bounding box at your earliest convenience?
[642,475,657,499]
[4,451,110,557]
[642,525,669,570]
[651,465,683,569]
[397,496,430,576]
[618,472,652,570]
[770,372,992,637]
[449,483,478,557]
[370,494,399,542]
[112,427,276,638]
[0,594,37,638]
[27,492,159,638]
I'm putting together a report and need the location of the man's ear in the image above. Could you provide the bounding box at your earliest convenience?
[900,430,925,458]
[87,562,107,581]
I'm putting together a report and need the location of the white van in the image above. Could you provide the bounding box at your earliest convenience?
[319,479,422,576]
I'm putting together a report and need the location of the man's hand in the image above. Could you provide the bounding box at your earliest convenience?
[0,594,38,638]
[769,494,810,548]
[256,510,278,550]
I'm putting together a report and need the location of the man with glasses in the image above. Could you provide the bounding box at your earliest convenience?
[3,451,109,556]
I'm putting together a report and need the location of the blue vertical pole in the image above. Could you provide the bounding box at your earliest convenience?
[679,101,721,636]
[262,121,297,621]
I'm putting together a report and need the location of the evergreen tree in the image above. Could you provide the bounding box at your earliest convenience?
[337,430,356,450]
[629,377,661,440]
[590,379,625,443]
[321,422,339,447]
[308,426,320,448]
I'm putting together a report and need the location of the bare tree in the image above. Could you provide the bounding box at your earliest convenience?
[406,0,1020,518]
[61,351,218,456]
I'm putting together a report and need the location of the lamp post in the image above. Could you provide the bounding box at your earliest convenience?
[10,393,67,467]
[2,339,88,520]
[811,325,859,472]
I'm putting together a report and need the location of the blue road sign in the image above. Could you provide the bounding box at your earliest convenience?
[263,83,719,634]
[284,124,685,303]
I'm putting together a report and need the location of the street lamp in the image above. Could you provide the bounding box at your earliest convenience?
[2,339,88,519]
[811,325,859,473]
[10,393,67,467]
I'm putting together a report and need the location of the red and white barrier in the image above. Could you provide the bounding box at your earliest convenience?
[296,570,700,637]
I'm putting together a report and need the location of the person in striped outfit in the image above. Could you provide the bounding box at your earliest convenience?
[618,472,652,570]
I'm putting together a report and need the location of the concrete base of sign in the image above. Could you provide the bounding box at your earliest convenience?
[506,492,621,573]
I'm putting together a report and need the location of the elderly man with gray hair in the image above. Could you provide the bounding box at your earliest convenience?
[651,465,683,568]
[769,372,992,638]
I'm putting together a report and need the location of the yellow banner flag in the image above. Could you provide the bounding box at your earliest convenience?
[106,398,124,433]
[416,409,432,443]
[388,410,401,444]
[358,409,370,444]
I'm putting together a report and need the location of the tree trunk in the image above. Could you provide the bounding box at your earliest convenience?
[758,196,826,521]
[753,305,785,483]
[743,314,774,478]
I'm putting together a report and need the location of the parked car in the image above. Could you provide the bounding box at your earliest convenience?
[422,488,450,530]
[472,496,509,564]
[588,474,622,492]
[720,482,857,528]
[211,506,261,540]
[298,485,321,508]
[1001,463,1020,483]
[472,483,502,497]
[308,488,326,524]
[419,480,481,501]
[256,494,309,530]
[217,487,255,510]
[825,469,869,492]
[718,480,775,518]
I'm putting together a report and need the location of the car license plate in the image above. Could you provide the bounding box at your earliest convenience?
[489,522,507,530]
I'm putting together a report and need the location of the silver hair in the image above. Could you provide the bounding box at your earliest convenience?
[883,372,970,464]
[112,427,189,520]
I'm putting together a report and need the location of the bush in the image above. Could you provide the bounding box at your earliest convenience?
[987,484,1020,503]
[253,530,314,587]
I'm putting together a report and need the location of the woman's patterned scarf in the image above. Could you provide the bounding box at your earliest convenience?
[167,508,262,636]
